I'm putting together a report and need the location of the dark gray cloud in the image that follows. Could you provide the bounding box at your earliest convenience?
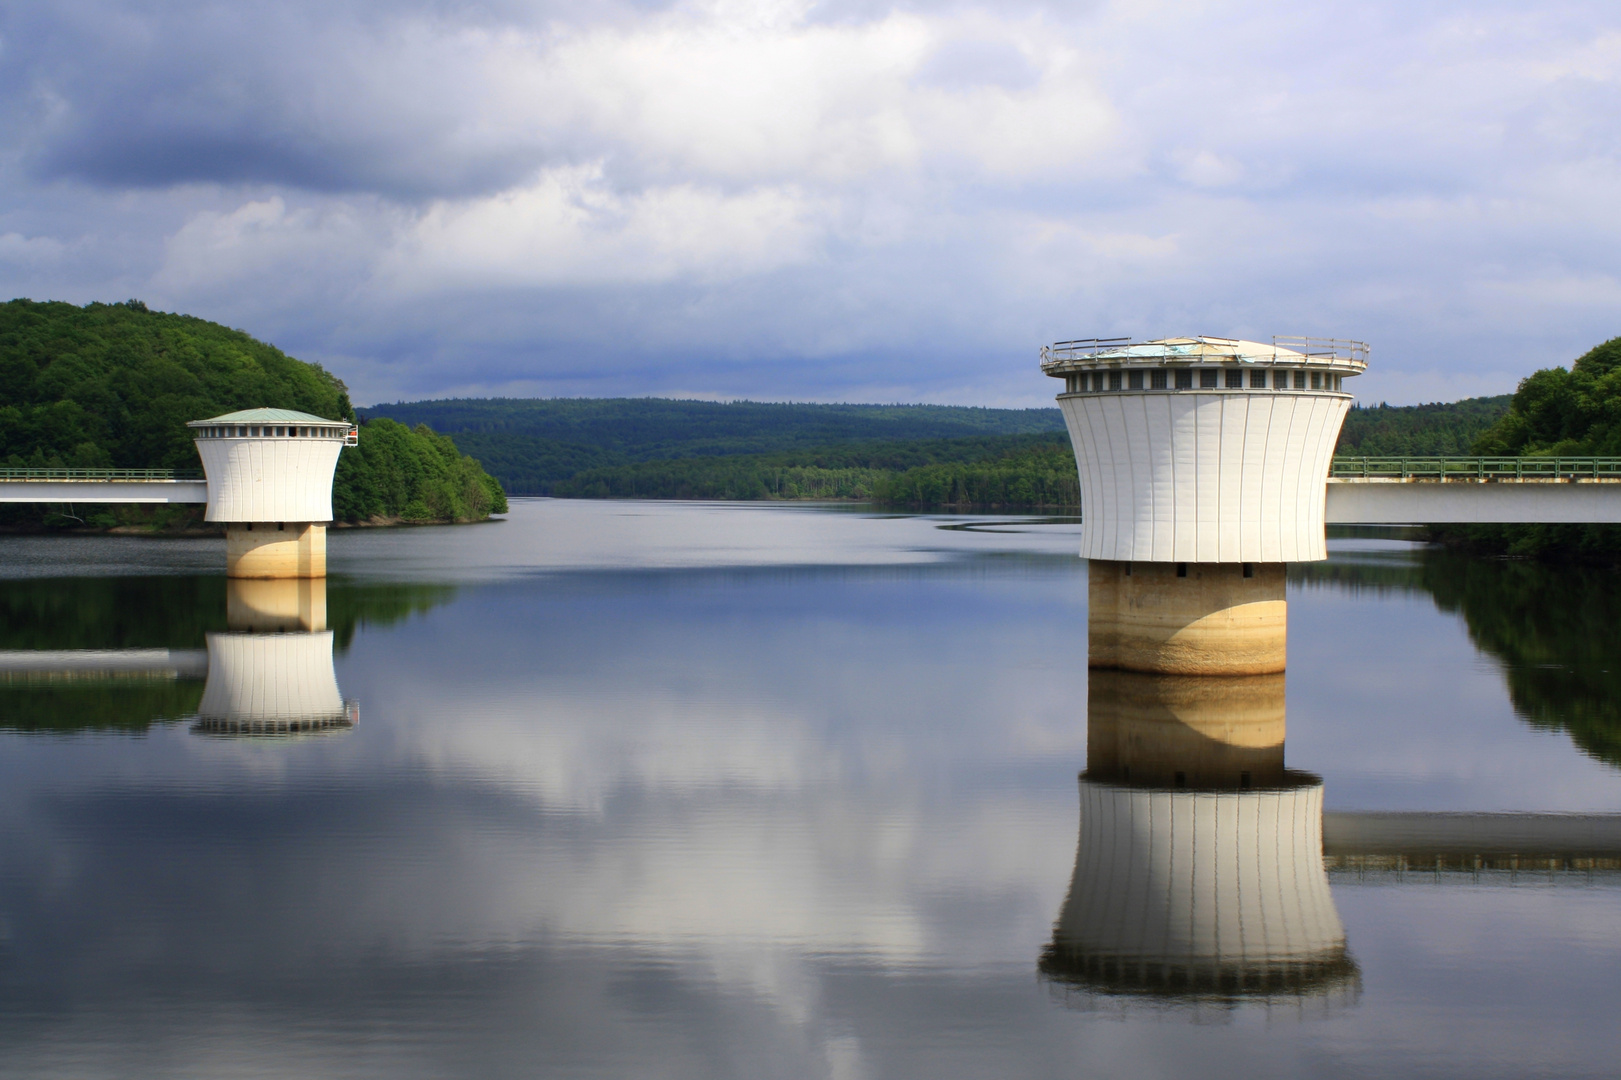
[0,0,1618,405]
[4,2,574,197]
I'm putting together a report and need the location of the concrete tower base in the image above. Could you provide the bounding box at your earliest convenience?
[225,523,327,579]
[1088,560,1286,675]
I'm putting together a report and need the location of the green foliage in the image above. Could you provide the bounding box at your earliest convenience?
[0,681,205,734]
[548,432,1081,507]
[1473,336,1621,457]
[0,298,506,527]
[335,418,508,523]
[1335,396,1512,456]
[0,575,457,652]
[362,397,1067,495]
[0,575,226,649]
[0,298,351,471]
[871,437,1081,508]
[1428,335,1621,560]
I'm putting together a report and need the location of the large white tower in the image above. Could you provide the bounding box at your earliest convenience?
[1042,337,1367,674]
[188,409,358,579]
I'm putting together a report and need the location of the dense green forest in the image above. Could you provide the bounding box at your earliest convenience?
[1425,335,1621,561]
[367,391,1518,508]
[1336,395,1511,456]
[0,299,505,527]
[550,432,1079,506]
[360,397,1068,496]
[364,397,1067,454]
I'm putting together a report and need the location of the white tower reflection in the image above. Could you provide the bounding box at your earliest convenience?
[1043,671,1357,1005]
[192,579,357,737]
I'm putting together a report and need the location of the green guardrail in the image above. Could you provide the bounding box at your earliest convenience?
[1331,457,1621,479]
[0,468,205,482]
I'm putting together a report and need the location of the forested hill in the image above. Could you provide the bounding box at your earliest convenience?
[360,397,1067,496]
[363,393,1514,502]
[362,398,1066,454]
[0,299,506,527]
[1337,395,1512,456]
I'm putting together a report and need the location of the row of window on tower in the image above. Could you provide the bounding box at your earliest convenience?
[195,424,349,439]
[1062,368,1344,394]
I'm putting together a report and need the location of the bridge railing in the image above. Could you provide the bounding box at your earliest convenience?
[1331,457,1621,480]
[0,467,205,482]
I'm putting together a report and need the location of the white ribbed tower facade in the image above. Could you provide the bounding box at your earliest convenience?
[197,632,347,730]
[1044,337,1365,563]
[1043,337,1368,675]
[188,408,358,579]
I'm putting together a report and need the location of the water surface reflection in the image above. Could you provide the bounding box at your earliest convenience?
[1045,671,1357,1006]
[0,505,1619,1079]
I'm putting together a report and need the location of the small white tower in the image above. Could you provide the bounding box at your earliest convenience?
[188,409,357,579]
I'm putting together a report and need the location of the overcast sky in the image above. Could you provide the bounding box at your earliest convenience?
[1,0,1618,406]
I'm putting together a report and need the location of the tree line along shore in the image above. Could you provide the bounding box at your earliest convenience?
[361,336,1621,562]
[0,299,506,530]
[8,298,1621,561]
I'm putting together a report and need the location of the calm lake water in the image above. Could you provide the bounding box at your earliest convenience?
[2,499,1620,1079]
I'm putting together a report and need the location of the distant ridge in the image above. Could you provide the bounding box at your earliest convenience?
[360,397,1065,450]
[361,393,1516,505]
[360,397,1067,496]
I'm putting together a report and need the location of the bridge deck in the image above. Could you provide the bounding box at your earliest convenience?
[1327,457,1621,523]
[0,468,208,504]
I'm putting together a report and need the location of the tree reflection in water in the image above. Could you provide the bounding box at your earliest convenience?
[0,575,456,734]
[1296,544,1621,769]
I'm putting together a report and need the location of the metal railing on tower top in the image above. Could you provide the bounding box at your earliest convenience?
[1040,335,1369,367]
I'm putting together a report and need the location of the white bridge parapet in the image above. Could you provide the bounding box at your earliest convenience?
[0,472,208,504]
[1325,477,1621,524]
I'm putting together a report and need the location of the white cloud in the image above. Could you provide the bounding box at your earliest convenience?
[5,0,1621,404]
[385,166,828,288]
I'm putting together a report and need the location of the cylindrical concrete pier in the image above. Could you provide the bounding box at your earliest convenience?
[1088,560,1286,675]
[225,523,327,579]
[225,577,328,631]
